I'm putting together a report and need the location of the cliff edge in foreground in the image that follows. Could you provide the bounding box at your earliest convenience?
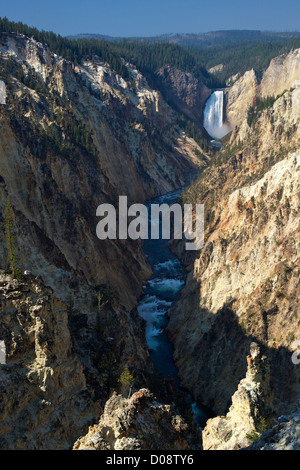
[73,388,198,450]
[245,401,300,450]
[202,342,274,450]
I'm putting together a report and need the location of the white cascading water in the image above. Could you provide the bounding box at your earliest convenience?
[203,90,230,140]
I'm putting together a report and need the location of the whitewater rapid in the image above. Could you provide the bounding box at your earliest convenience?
[137,188,184,379]
[136,188,207,426]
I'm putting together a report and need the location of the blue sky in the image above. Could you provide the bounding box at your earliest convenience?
[2,0,300,37]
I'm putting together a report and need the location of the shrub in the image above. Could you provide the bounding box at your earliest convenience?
[118,367,135,398]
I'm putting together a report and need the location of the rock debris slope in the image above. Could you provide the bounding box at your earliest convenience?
[245,402,300,450]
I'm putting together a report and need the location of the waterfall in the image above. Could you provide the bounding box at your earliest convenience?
[203,90,230,140]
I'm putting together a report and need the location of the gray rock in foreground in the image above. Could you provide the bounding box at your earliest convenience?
[244,401,300,450]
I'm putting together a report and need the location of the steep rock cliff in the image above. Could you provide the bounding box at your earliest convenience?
[0,272,154,449]
[0,274,98,449]
[224,48,300,129]
[202,343,274,450]
[224,69,258,128]
[168,71,300,420]
[245,400,300,450]
[0,32,205,312]
[260,48,300,97]
[155,66,212,123]
[0,32,206,449]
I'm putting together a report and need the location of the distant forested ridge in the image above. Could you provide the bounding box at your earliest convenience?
[1,16,300,90]
[0,17,220,88]
[187,38,300,83]
[68,29,300,47]
[109,40,222,87]
[0,16,131,80]
[156,30,300,47]
[67,28,300,85]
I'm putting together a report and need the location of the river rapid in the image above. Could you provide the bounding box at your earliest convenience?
[137,186,206,427]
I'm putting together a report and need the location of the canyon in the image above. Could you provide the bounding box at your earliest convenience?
[0,31,207,449]
[0,28,299,450]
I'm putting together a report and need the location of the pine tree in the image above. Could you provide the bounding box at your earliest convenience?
[118,367,135,398]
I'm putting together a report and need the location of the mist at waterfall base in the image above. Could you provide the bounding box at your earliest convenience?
[203,90,231,141]
[137,189,207,428]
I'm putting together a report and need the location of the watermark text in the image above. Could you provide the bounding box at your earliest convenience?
[96,196,204,251]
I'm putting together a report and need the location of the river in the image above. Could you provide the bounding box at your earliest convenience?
[137,186,207,427]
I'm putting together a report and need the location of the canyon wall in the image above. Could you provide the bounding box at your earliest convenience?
[168,62,300,419]
[155,66,211,122]
[224,48,300,129]
[0,32,205,449]
[0,32,206,312]
[0,31,299,450]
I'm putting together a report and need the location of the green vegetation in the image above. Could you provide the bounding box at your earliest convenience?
[118,366,135,398]
[54,110,97,156]
[247,96,277,127]
[184,119,210,152]
[0,16,220,88]
[164,30,300,49]
[0,55,98,161]
[110,40,222,88]
[0,16,130,79]
[187,39,300,84]
[0,55,47,94]
[247,91,289,127]
[67,294,79,319]
[246,430,261,442]
[213,141,243,166]
[33,111,98,162]
[246,417,273,442]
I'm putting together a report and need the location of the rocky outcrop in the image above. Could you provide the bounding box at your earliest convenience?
[245,400,300,450]
[155,66,211,123]
[231,85,300,147]
[224,48,300,129]
[260,48,300,98]
[1,30,299,451]
[0,270,157,449]
[0,274,100,449]
[224,69,258,128]
[202,343,274,450]
[208,64,224,75]
[73,388,194,450]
